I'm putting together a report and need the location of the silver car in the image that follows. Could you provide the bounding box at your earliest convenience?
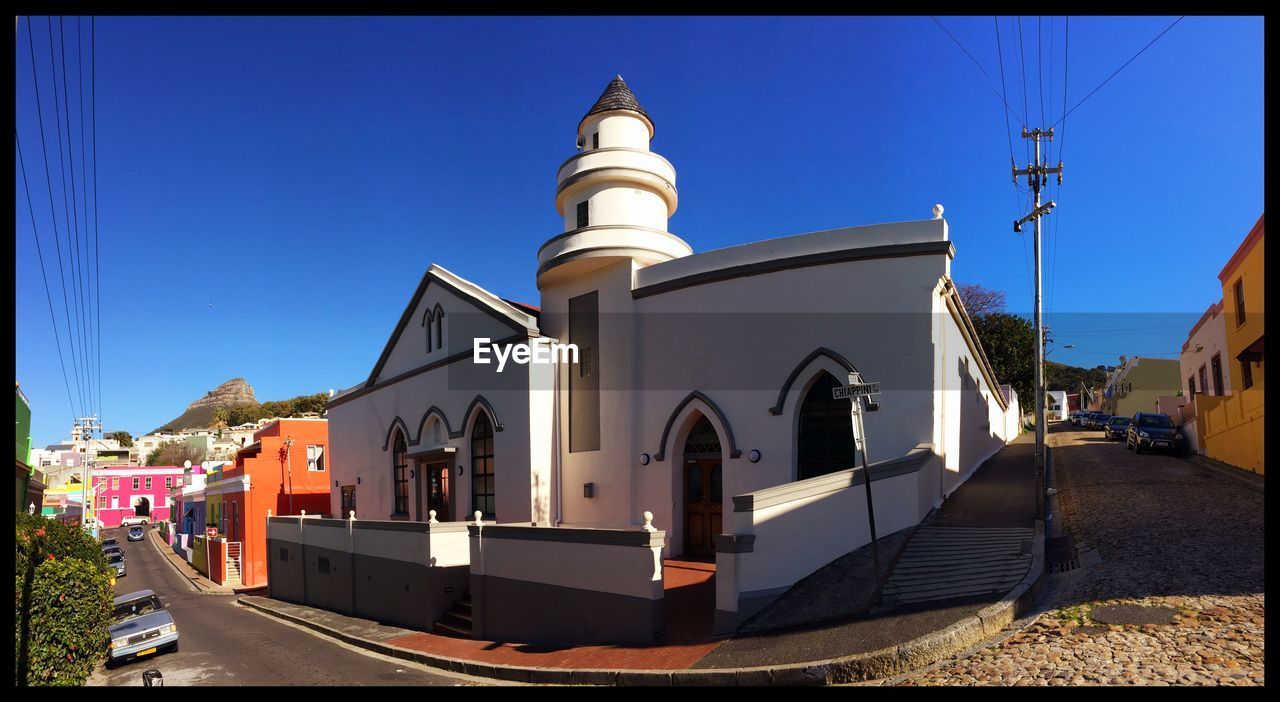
[106,552,126,577]
[108,590,178,666]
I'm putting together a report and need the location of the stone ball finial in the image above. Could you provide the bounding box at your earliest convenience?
[642,511,656,532]
[932,203,945,219]
[429,510,439,524]
[349,510,356,520]
[474,510,483,526]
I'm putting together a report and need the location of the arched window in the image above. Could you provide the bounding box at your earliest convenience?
[471,413,495,519]
[391,431,409,516]
[797,373,855,480]
[424,310,435,352]
[433,305,445,352]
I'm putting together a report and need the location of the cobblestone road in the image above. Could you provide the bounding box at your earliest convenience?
[887,423,1264,686]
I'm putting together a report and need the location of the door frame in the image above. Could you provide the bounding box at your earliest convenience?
[681,453,723,558]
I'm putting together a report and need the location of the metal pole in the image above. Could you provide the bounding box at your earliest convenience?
[851,393,881,594]
[1032,134,1046,522]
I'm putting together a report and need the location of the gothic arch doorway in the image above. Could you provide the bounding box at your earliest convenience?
[681,414,723,557]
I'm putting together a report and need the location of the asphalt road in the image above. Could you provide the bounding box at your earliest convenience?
[87,526,483,686]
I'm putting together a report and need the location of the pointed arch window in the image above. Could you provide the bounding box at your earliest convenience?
[470,413,495,519]
[391,431,409,516]
[433,304,445,353]
[424,310,435,353]
[797,373,855,481]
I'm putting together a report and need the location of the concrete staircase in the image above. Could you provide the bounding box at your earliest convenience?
[880,526,1034,607]
[433,592,473,638]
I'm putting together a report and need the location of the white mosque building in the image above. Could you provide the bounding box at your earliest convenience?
[320,76,1022,644]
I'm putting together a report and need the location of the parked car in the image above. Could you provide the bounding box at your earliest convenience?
[103,545,125,561]
[1069,410,1085,426]
[1104,416,1132,440]
[1092,414,1112,430]
[1127,412,1183,454]
[108,590,178,666]
[127,526,146,542]
[107,552,126,577]
[101,538,120,550]
[119,515,150,528]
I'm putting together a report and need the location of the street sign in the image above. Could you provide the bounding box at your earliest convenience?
[833,382,880,400]
[206,527,218,539]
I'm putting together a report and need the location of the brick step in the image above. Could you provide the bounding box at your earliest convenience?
[432,592,473,639]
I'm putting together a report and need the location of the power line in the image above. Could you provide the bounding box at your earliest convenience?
[1051,16,1185,129]
[60,15,96,421]
[77,16,99,422]
[929,16,1025,136]
[17,130,80,429]
[1037,16,1045,128]
[91,15,104,427]
[28,17,85,422]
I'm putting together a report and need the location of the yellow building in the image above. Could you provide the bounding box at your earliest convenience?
[1200,214,1264,475]
[1102,356,1181,419]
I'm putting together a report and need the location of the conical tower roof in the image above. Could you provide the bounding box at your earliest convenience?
[580,75,652,133]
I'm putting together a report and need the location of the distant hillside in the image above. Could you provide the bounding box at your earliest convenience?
[152,378,258,433]
[1046,361,1110,393]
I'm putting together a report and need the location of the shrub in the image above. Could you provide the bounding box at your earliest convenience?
[14,514,106,576]
[14,514,113,687]
[16,557,113,686]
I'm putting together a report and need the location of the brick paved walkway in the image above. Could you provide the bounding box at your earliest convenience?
[882,423,1265,686]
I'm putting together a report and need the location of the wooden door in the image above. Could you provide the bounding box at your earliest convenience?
[683,458,723,556]
[427,462,451,522]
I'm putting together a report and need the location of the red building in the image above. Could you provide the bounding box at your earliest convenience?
[209,418,331,588]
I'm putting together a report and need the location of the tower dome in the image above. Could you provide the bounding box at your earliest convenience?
[538,75,691,288]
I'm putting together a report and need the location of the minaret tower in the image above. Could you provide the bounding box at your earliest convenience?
[537,75,691,288]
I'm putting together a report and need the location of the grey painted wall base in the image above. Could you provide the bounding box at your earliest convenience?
[267,537,467,632]
[712,585,790,636]
[251,521,1046,686]
[472,573,663,646]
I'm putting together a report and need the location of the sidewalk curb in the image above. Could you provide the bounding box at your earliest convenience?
[146,530,233,596]
[238,523,1046,686]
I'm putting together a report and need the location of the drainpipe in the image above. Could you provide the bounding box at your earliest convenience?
[554,350,564,526]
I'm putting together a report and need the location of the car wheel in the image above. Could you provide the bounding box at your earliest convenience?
[169,641,179,654]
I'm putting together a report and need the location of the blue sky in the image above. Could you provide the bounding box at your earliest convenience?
[15,16,1264,447]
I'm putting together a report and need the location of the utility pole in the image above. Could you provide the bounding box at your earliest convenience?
[1013,128,1063,522]
[76,415,102,536]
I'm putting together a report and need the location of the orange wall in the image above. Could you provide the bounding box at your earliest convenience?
[228,419,333,588]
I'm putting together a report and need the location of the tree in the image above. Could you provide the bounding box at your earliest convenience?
[956,283,1008,318]
[971,312,1035,405]
[210,408,230,429]
[145,441,206,467]
[105,431,133,448]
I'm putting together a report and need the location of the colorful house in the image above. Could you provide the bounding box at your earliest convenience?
[91,465,186,528]
[1198,214,1265,475]
[1101,356,1182,419]
[206,419,331,588]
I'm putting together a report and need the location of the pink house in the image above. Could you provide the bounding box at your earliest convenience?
[93,465,186,528]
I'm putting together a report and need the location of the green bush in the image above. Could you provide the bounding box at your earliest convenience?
[14,514,113,686]
[14,514,106,576]
[16,557,113,686]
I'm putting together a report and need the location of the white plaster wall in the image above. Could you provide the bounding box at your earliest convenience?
[538,260,641,528]
[327,361,538,525]
[582,113,651,150]
[375,279,526,384]
[471,531,664,600]
[1180,305,1232,398]
[936,298,1010,497]
[733,467,928,600]
[631,253,946,555]
[563,184,670,233]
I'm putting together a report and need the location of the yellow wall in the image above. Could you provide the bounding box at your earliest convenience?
[1210,222,1264,475]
